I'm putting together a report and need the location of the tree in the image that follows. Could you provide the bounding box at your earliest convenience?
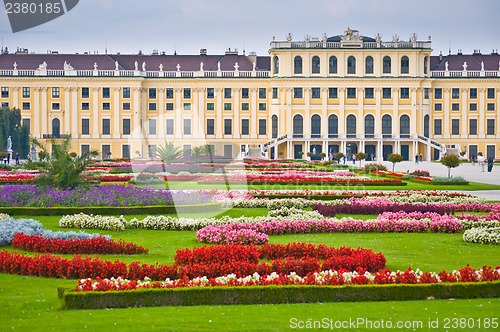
[156,141,182,166]
[355,152,367,167]
[191,146,205,158]
[0,107,29,158]
[387,153,403,172]
[334,152,345,163]
[440,154,462,178]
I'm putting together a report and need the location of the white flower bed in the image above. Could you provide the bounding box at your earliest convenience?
[0,213,9,221]
[463,227,500,245]
[59,213,127,231]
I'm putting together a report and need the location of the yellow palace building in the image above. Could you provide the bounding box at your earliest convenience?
[0,27,499,161]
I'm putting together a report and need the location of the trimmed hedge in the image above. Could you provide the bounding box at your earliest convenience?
[59,281,500,309]
[0,202,222,216]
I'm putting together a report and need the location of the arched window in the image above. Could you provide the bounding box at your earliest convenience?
[273,56,279,75]
[401,56,409,74]
[382,114,392,138]
[294,56,302,74]
[329,56,337,74]
[424,115,430,138]
[52,118,60,138]
[424,56,428,75]
[365,56,374,74]
[311,114,321,138]
[272,115,278,138]
[311,56,320,74]
[347,56,356,74]
[328,114,338,138]
[346,114,356,137]
[400,114,410,138]
[364,114,375,138]
[293,114,303,137]
[383,56,391,74]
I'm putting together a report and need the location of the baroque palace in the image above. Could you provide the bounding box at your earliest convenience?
[0,27,499,161]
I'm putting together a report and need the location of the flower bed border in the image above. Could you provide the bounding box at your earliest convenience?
[0,202,222,216]
[58,281,500,309]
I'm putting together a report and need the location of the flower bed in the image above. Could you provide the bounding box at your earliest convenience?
[463,227,500,245]
[11,233,148,255]
[0,170,39,183]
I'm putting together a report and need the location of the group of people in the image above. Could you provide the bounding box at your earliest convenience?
[475,152,494,172]
[414,154,423,164]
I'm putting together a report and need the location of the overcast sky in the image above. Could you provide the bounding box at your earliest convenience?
[1,0,499,57]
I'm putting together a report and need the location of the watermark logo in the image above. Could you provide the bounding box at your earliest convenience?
[4,0,79,33]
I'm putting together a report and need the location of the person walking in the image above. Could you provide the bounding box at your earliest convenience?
[415,154,419,164]
[487,157,494,172]
[477,152,485,172]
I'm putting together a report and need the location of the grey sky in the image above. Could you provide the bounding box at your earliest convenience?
[1,0,499,56]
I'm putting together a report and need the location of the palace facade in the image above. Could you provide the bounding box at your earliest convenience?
[1,28,499,161]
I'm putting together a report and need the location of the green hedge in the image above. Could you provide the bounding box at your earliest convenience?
[431,182,469,185]
[59,281,500,309]
[0,202,222,216]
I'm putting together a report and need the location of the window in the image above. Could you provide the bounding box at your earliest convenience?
[434,119,442,135]
[224,88,232,99]
[272,87,278,99]
[487,145,496,159]
[102,102,110,110]
[293,114,303,137]
[166,103,174,111]
[206,103,214,111]
[383,56,391,74]
[424,56,428,75]
[272,115,278,138]
[52,87,60,98]
[206,119,215,135]
[122,145,130,159]
[311,114,321,138]
[123,102,130,110]
[122,87,130,98]
[487,88,495,99]
[258,103,266,111]
[311,87,321,99]
[434,88,442,99]
[273,56,279,74]
[452,103,460,111]
[52,118,60,137]
[224,119,232,135]
[1,87,9,98]
[102,119,110,135]
[365,56,374,74]
[382,88,391,99]
[102,87,110,98]
[311,56,320,74]
[52,102,60,110]
[241,119,249,135]
[241,103,249,111]
[166,119,174,135]
[400,115,410,138]
[346,88,356,99]
[382,114,392,137]
[294,56,303,74]
[149,119,156,135]
[487,103,495,111]
[183,103,191,111]
[470,103,477,111]
[487,119,495,135]
[469,88,477,99]
[469,119,478,135]
[293,87,303,98]
[82,102,89,110]
[81,119,90,135]
[81,145,90,157]
[328,88,338,99]
[329,56,337,74]
[328,114,338,138]
[223,145,233,158]
[1,102,8,108]
[81,87,89,98]
[207,88,214,99]
[148,145,157,158]
[400,88,410,99]
[346,114,356,137]
[452,88,460,99]
[22,102,30,110]
[434,103,442,111]
[183,119,191,135]
[364,88,374,99]
[166,88,173,99]
[22,87,30,98]
[451,119,460,135]
[365,114,375,138]
[148,88,156,99]
[22,118,30,130]
[102,145,111,159]
[122,119,130,135]
[241,88,249,99]
[424,88,429,99]
[400,56,409,74]
[148,102,156,111]
[424,115,430,138]
[347,56,356,74]
[258,88,266,99]
[224,103,232,111]
[258,119,267,135]
[183,88,191,99]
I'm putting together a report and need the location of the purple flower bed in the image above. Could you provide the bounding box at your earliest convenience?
[0,185,212,207]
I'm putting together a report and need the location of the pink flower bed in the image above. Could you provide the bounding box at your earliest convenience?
[0,171,39,182]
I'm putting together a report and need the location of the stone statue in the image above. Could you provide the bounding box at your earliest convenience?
[159,63,163,71]
[115,61,119,70]
[234,62,239,71]
[64,61,73,70]
[7,136,12,151]
[176,63,181,71]
[252,61,256,71]
[13,62,17,70]
[375,33,382,43]
[134,61,138,71]
[392,34,399,43]
[411,33,418,43]
[93,62,98,70]
[312,147,317,155]
[462,61,468,71]
[142,61,146,71]
[322,33,327,43]
[200,61,204,71]
[217,61,221,71]
[481,61,485,71]
[304,35,310,42]
[38,61,47,70]
[445,61,449,71]
[344,27,353,40]
[286,33,292,42]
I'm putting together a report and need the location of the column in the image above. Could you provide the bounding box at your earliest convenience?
[478,88,486,138]
[338,88,345,138]
[175,88,183,137]
[92,88,99,138]
[374,88,381,136]
[158,88,165,137]
[215,88,223,138]
[410,88,418,136]
[321,87,328,140]
[33,88,40,138]
[250,88,258,138]
[113,88,120,138]
[41,88,47,136]
[233,88,240,138]
[133,87,141,139]
[197,88,206,138]
[304,87,311,137]
[192,88,199,139]
[70,87,78,138]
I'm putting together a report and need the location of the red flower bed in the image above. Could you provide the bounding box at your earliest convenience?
[11,233,149,255]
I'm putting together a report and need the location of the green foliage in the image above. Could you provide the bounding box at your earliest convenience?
[440,154,462,178]
[363,162,387,173]
[355,152,367,167]
[387,153,403,172]
[0,107,29,157]
[156,141,182,164]
[432,176,468,184]
[334,152,345,161]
